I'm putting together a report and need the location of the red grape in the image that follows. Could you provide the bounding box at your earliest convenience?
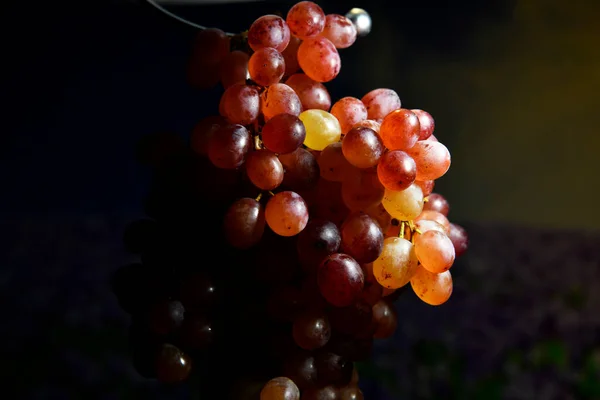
[318,253,364,307]
[219,83,260,125]
[246,150,284,190]
[340,212,384,264]
[248,14,291,52]
[376,150,417,191]
[424,193,450,216]
[321,14,357,49]
[248,47,285,86]
[286,73,331,111]
[361,88,401,121]
[262,113,306,154]
[411,109,435,140]
[207,124,251,169]
[297,36,341,83]
[286,1,326,39]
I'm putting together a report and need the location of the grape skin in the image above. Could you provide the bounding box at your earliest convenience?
[207,124,252,169]
[219,83,261,125]
[260,376,300,400]
[286,73,332,111]
[248,15,291,53]
[248,47,286,87]
[361,88,401,121]
[381,183,424,221]
[331,97,368,134]
[261,113,306,154]
[297,36,341,83]
[286,1,326,39]
[223,198,266,249]
[410,267,453,306]
[245,150,285,191]
[300,109,342,151]
[406,140,451,181]
[373,237,419,289]
[262,83,303,121]
[414,230,456,273]
[318,253,364,307]
[265,191,309,236]
[320,14,357,49]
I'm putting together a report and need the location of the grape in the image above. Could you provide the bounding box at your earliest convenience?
[208,124,252,169]
[376,150,417,191]
[321,14,357,49]
[331,97,368,135]
[411,109,435,140]
[342,126,384,168]
[352,119,380,134]
[350,367,359,385]
[136,131,185,168]
[364,202,392,233]
[297,219,341,273]
[292,309,331,350]
[278,148,320,190]
[415,179,435,196]
[260,377,300,400]
[429,134,438,142]
[415,210,450,232]
[318,142,355,182]
[414,230,455,273]
[424,193,450,216]
[381,183,424,221]
[307,179,350,226]
[187,56,220,90]
[285,73,331,111]
[191,115,229,156]
[340,212,384,264]
[248,15,291,53]
[410,267,453,306]
[249,47,286,87]
[286,1,326,39]
[448,222,468,257]
[300,109,342,150]
[318,253,364,307]
[379,109,420,151]
[179,274,217,312]
[361,89,401,121]
[190,28,230,65]
[246,150,285,190]
[179,315,214,351]
[302,386,339,400]
[283,350,317,389]
[314,351,353,387]
[282,35,302,76]
[265,191,309,236]
[341,168,384,211]
[340,386,364,400]
[298,36,341,83]
[123,219,158,254]
[262,83,303,121]
[155,344,192,383]
[262,113,306,154]
[223,197,266,249]
[406,140,451,180]
[267,285,305,321]
[360,263,384,306]
[373,237,419,289]
[149,299,185,336]
[328,299,373,336]
[371,299,398,338]
[415,219,445,234]
[220,51,249,89]
[219,83,261,125]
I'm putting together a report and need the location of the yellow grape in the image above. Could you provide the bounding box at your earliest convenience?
[414,230,455,273]
[299,109,342,151]
[373,237,419,289]
[410,266,453,306]
[381,183,424,221]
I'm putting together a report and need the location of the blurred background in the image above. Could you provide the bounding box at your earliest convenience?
[2,0,600,398]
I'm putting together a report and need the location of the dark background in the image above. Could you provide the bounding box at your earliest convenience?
[2,0,600,399]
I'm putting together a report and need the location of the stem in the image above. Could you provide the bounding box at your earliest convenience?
[255,193,263,202]
[268,191,275,197]
[254,135,263,151]
[399,221,405,239]
[423,196,429,203]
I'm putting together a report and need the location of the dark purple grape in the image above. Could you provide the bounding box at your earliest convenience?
[292,309,331,350]
[328,300,372,336]
[283,350,317,390]
[179,274,218,313]
[155,343,192,383]
[340,212,384,264]
[297,219,341,273]
[179,315,214,351]
[149,299,185,336]
[318,253,364,307]
[302,385,339,400]
[314,351,353,387]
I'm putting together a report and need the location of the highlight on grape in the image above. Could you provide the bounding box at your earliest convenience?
[113,2,469,398]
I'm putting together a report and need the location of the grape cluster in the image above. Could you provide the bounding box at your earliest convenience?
[113,2,469,399]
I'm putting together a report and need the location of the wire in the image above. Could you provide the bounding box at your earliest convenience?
[145,0,236,36]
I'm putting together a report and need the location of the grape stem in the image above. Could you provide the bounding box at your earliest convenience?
[254,135,263,151]
[267,191,275,197]
[423,196,429,203]
[255,193,263,202]
[399,221,405,239]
